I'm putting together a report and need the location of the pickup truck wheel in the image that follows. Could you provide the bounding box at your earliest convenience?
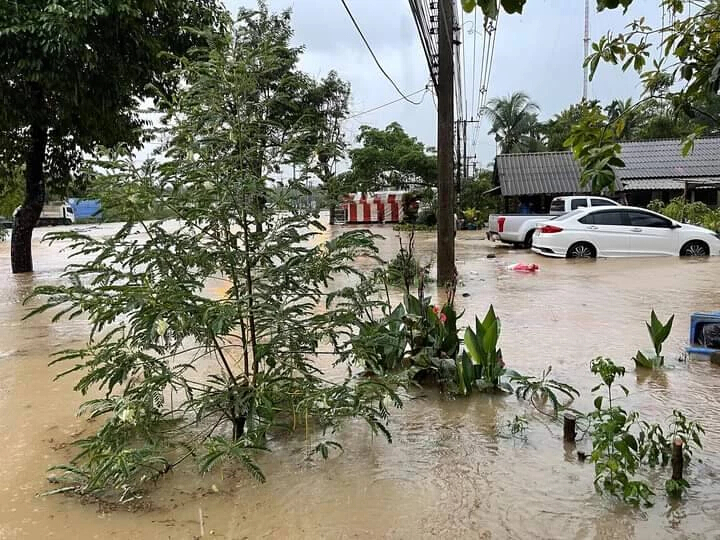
[523,230,534,249]
[567,242,596,259]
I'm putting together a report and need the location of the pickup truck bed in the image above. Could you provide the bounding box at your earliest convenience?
[487,214,553,247]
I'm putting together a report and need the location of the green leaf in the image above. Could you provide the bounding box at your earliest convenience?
[476,0,499,18]
[594,395,603,410]
[461,0,477,12]
[464,327,483,364]
[500,0,526,14]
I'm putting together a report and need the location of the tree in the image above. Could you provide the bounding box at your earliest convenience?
[346,122,437,192]
[463,0,720,192]
[30,8,403,499]
[0,0,222,273]
[542,101,599,151]
[482,92,544,154]
[295,71,352,224]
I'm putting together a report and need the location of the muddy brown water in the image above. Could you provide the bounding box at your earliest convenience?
[2,218,720,539]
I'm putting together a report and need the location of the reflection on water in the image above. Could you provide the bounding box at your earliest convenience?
[2,218,720,538]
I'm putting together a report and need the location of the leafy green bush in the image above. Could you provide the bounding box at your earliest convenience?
[648,197,720,232]
[29,12,405,501]
[587,357,703,505]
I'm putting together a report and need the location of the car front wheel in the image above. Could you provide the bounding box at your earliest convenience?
[567,242,596,259]
[680,241,709,257]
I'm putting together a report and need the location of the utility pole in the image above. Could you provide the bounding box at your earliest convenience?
[462,119,468,183]
[455,120,462,212]
[583,0,590,101]
[436,0,455,287]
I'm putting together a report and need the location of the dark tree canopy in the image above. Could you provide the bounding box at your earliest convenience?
[0,0,224,272]
[347,122,437,192]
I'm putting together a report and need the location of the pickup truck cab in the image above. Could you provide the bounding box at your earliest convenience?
[488,196,619,247]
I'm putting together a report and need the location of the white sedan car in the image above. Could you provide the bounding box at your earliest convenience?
[532,206,720,258]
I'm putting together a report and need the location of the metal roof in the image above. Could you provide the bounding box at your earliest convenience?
[495,137,720,196]
[616,138,720,180]
[495,151,621,196]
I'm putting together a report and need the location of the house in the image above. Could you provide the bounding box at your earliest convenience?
[493,137,720,212]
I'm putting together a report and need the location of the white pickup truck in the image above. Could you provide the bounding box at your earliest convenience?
[487,196,619,247]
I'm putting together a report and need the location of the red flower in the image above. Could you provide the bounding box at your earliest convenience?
[439,313,447,324]
[432,305,441,315]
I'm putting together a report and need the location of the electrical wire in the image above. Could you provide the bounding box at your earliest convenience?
[470,10,478,121]
[339,0,424,105]
[346,86,430,119]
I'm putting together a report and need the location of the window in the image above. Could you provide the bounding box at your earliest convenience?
[580,210,625,226]
[627,210,672,228]
[571,198,588,210]
[591,198,615,207]
[550,199,566,212]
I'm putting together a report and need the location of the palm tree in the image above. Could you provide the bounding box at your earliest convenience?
[482,91,544,154]
[604,98,647,140]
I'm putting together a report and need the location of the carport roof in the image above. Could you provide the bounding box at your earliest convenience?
[495,137,720,196]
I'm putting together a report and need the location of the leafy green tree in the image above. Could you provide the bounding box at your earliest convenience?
[463,0,720,192]
[295,71,352,223]
[542,101,599,151]
[30,9,403,499]
[346,122,437,191]
[482,92,545,154]
[0,0,223,273]
[459,169,501,224]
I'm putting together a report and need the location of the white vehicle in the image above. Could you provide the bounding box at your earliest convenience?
[13,201,76,226]
[488,196,619,248]
[532,206,720,258]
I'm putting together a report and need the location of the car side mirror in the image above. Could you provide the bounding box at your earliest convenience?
[671,223,682,229]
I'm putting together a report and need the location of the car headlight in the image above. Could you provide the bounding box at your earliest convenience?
[713,232,720,241]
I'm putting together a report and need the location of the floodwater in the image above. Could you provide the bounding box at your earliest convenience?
[2,217,720,539]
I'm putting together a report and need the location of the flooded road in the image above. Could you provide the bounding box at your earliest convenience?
[2,218,720,539]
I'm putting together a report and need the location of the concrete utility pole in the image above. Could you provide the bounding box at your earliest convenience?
[583,0,590,101]
[436,0,455,286]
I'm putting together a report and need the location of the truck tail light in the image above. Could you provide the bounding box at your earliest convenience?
[539,225,563,234]
[498,217,506,233]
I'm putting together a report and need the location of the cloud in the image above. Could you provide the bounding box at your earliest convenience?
[208,0,665,167]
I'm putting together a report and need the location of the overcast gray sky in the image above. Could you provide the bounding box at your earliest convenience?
[227,0,665,169]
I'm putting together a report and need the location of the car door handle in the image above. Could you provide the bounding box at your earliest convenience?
[631,228,642,232]
[587,226,599,230]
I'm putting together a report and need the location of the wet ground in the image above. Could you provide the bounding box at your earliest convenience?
[2,218,720,539]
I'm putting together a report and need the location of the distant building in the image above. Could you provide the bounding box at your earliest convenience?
[493,137,720,212]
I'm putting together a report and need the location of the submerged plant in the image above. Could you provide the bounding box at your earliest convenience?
[633,310,674,369]
[28,9,403,501]
[456,305,510,394]
[587,357,703,505]
[510,366,579,417]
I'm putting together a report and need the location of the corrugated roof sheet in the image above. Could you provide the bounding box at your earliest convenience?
[496,137,720,196]
[617,138,720,180]
[622,179,686,191]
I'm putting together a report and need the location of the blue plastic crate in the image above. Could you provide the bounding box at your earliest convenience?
[687,311,720,355]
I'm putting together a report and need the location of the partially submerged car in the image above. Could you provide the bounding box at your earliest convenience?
[532,206,720,258]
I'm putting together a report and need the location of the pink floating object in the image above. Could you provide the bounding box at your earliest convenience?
[507,263,539,272]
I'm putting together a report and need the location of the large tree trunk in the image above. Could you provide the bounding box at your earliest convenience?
[11,120,48,274]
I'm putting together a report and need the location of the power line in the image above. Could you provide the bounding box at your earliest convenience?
[470,10,478,120]
[347,87,429,119]
[339,0,424,105]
